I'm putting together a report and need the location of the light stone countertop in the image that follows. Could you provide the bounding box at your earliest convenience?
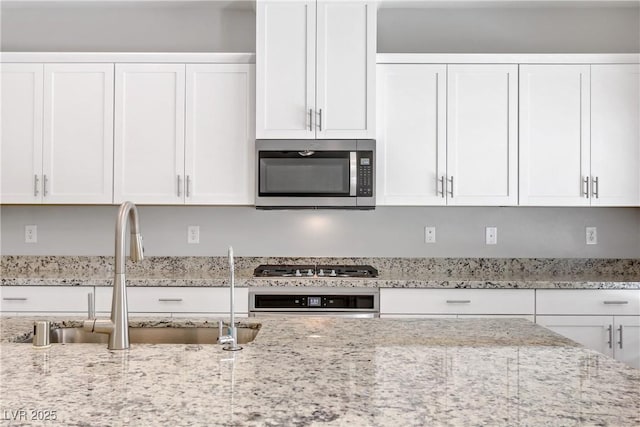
[2,256,639,289]
[2,274,639,289]
[1,316,639,426]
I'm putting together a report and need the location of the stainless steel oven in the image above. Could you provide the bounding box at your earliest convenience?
[249,288,379,318]
[255,139,375,209]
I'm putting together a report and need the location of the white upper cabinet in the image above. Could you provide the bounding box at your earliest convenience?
[1,63,113,204]
[256,0,315,139]
[376,63,517,206]
[256,0,375,139]
[376,64,446,205]
[447,65,518,206]
[185,64,255,205]
[519,65,591,206]
[590,64,640,207]
[43,64,114,204]
[114,64,186,204]
[1,64,43,204]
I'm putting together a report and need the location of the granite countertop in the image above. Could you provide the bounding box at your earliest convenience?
[2,256,639,289]
[2,272,640,289]
[1,316,639,426]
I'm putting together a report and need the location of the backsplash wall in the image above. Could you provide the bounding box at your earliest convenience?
[1,206,638,258]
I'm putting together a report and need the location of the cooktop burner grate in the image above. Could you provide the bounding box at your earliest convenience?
[253,264,378,278]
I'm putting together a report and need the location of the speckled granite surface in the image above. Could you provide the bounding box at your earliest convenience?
[2,256,639,289]
[1,317,638,426]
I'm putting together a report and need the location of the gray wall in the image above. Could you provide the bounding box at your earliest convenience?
[3,3,639,53]
[1,206,638,258]
[1,3,256,52]
[378,5,640,53]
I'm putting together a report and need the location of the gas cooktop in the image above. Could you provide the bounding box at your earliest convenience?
[253,265,378,278]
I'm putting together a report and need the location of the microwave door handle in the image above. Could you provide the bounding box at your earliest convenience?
[350,152,357,196]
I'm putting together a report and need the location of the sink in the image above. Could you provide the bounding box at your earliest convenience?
[21,325,260,345]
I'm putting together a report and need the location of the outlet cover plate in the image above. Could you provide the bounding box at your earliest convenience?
[485,227,497,245]
[425,226,436,243]
[188,225,200,244]
[586,227,597,245]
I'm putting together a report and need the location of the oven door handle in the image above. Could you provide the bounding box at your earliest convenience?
[350,152,357,196]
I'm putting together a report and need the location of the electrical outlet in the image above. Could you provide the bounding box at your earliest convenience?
[188,225,200,244]
[586,227,598,245]
[485,227,497,245]
[425,226,436,243]
[25,225,37,243]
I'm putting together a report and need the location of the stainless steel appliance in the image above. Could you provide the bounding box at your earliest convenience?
[249,288,379,318]
[255,139,375,209]
[250,264,379,318]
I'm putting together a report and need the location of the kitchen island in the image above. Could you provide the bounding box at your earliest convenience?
[1,317,639,426]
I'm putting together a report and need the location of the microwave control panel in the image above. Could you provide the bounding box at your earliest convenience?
[357,152,374,197]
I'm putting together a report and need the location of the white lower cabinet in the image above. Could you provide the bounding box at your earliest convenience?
[380,289,535,318]
[536,290,640,369]
[0,286,93,315]
[95,287,248,317]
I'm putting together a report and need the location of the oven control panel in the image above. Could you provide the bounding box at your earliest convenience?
[254,294,375,310]
[357,152,374,198]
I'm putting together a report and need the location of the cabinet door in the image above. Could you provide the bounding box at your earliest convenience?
[591,64,640,207]
[256,0,315,139]
[185,64,255,205]
[1,63,43,204]
[447,65,518,206]
[536,315,615,359]
[316,0,376,139]
[520,65,590,206]
[42,64,114,204]
[114,64,186,204]
[614,316,640,369]
[376,64,446,205]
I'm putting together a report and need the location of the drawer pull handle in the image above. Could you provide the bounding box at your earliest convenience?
[3,297,27,301]
[446,300,471,304]
[158,298,183,302]
[603,301,629,305]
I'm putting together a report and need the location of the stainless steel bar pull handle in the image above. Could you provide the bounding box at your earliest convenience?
[583,176,589,198]
[186,176,191,198]
[592,176,599,199]
[317,109,323,132]
[309,108,313,132]
[43,175,48,197]
[34,175,39,197]
[438,176,445,198]
[177,175,182,197]
[447,176,454,198]
[3,297,27,301]
[607,325,613,349]
[618,325,623,349]
[158,298,183,302]
[603,301,629,305]
[446,300,471,304]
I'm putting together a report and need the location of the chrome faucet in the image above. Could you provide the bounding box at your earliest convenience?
[84,201,144,350]
[218,246,242,351]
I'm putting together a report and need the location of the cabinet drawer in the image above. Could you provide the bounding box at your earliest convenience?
[380,289,534,315]
[95,287,249,314]
[1,286,92,313]
[536,290,640,315]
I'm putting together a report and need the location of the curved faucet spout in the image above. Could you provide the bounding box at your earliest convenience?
[84,201,144,350]
[115,201,144,274]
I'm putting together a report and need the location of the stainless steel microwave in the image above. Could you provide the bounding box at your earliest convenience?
[255,139,375,209]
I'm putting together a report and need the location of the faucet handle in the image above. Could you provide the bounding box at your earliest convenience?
[88,293,95,319]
